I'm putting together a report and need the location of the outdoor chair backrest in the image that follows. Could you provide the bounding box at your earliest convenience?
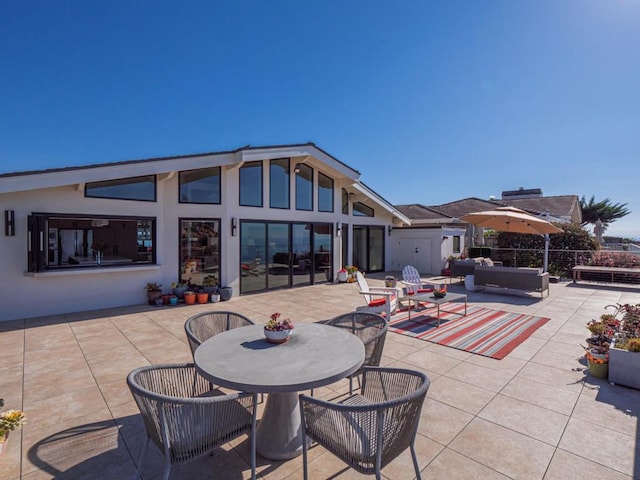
[127,363,257,480]
[184,311,254,357]
[299,366,430,480]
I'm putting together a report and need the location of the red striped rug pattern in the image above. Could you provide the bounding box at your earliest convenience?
[388,303,550,360]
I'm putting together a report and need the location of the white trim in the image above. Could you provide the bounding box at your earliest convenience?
[26,265,162,277]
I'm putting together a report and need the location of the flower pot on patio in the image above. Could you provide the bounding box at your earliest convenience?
[219,286,233,301]
[184,292,196,305]
[196,292,209,304]
[587,359,609,379]
[608,340,640,389]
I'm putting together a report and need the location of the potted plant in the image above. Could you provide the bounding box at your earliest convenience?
[171,281,188,300]
[346,265,358,283]
[202,275,218,297]
[608,303,640,388]
[337,268,348,282]
[169,295,178,306]
[183,290,196,305]
[384,275,397,288]
[196,288,209,304]
[219,285,233,301]
[144,282,163,305]
[264,312,294,344]
[0,399,25,457]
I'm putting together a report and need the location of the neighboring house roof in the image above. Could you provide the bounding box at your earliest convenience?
[0,142,411,225]
[396,195,581,226]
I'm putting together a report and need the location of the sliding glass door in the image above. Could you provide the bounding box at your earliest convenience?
[353,225,385,273]
[240,221,333,294]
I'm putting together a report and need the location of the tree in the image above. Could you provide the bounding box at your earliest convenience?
[580,196,630,232]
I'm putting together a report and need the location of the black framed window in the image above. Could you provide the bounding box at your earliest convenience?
[318,172,334,212]
[295,164,313,211]
[270,158,290,209]
[239,161,263,207]
[85,175,156,202]
[453,235,461,253]
[179,219,220,285]
[353,202,374,217]
[27,213,156,272]
[179,167,221,204]
[342,188,349,214]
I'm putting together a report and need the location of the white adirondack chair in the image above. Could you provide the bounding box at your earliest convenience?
[401,265,434,295]
[355,271,398,318]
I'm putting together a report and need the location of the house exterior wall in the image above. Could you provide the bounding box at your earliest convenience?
[0,151,398,322]
[388,226,466,275]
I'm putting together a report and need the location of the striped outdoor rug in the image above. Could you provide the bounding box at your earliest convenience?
[388,304,550,360]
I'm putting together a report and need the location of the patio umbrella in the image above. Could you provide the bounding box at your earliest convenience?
[460,206,562,272]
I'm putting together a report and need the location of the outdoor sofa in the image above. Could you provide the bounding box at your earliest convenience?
[474,265,549,298]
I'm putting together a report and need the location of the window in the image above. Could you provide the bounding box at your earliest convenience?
[318,172,334,212]
[342,188,349,214]
[453,235,461,253]
[27,213,155,272]
[179,219,220,285]
[353,202,374,217]
[270,158,290,209]
[239,161,263,207]
[295,164,313,211]
[179,167,221,204]
[85,175,156,201]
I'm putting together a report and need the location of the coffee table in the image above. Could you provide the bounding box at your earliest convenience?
[194,323,365,460]
[401,292,467,326]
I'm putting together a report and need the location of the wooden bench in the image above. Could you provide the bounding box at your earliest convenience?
[572,265,640,284]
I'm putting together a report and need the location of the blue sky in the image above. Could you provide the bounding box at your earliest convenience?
[1,1,639,238]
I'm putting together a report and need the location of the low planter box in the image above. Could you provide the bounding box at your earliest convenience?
[609,338,640,389]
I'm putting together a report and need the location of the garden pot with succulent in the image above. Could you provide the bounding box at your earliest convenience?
[608,303,640,389]
[144,282,163,305]
[0,399,26,456]
[264,312,294,344]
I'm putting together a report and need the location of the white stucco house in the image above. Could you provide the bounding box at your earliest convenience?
[1,143,422,322]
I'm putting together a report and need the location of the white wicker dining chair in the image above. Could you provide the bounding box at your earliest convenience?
[299,366,430,480]
[127,363,257,480]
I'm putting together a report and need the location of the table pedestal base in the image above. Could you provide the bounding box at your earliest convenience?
[256,392,310,460]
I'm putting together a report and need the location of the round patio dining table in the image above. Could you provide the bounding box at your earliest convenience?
[194,322,365,460]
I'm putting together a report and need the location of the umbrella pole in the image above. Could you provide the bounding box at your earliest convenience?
[543,234,549,273]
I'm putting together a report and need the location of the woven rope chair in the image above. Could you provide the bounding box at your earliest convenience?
[184,311,254,358]
[322,312,387,394]
[127,363,257,480]
[299,367,430,480]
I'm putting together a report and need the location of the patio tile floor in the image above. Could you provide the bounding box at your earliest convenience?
[1,275,640,479]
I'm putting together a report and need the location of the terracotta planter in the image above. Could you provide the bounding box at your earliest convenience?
[184,293,196,305]
[196,292,209,304]
[161,294,171,305]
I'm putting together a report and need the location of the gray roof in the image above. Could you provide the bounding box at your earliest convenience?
[396,195,581,223]
[0,142,361,179]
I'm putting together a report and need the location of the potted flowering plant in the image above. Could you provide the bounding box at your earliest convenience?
[346,266,358,283]
[0,399,25,456]
[144,282,163,305]
[608,303,640,389]
[264,312,294,344]
[433,286,447,298]
[337,268,348,282]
